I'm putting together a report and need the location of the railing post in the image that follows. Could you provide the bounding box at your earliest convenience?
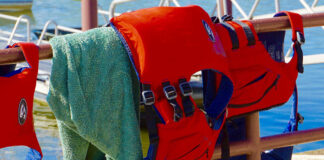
[246,112,261,160]
[81,0,98,31]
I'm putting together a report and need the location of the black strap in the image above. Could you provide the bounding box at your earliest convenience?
[294,41,304,73]
[142,84,159,159]
[178,78,195,117]
[233,20,256,46]
[162,81,183,122]
[221,22,239,50]
[221,123,230,160]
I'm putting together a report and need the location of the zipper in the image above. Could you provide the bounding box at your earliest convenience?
[228,74,280,108]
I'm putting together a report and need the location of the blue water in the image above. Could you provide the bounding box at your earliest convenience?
[0,0,324,159]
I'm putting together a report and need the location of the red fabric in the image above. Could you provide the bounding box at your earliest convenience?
[111,5,232,160]
[214,12,303,118]
[0,43,42,157]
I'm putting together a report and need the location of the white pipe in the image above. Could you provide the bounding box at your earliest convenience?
[285,43,294,58]
[300,0,314,13]
[0,13,29,23]
[0,30,25,38]
[217,0,223,21]
[312,0,319,8]
[285,54,324,65]
[97,5,109,23]
[7,15,31,45]
[57,26,82,33]
[158,0,165,6]
[211,3,218,17]
[248,0,260,20]
[275,0,280,12]
[171,0,180,7]
[37,20,58,45]
[231,0,248,19]
[109,0,134,19]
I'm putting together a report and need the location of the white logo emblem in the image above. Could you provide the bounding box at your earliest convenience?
[202,20,216,42]
[18,98,28,125]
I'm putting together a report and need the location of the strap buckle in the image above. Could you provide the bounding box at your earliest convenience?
[142,90,155,106]
[163,85,177,100]
[296,31,305,45]
[179,81,193,97]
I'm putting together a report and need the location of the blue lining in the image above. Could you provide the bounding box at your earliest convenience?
[110,23,140,81]
[202,70,233,118]
[241,72,267,89]
[2,67,27,77]
[153,104,165,124]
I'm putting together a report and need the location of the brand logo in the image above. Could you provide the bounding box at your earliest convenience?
[18,98,28,125]
[202,20,215,42]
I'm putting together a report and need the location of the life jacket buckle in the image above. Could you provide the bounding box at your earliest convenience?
[163,85,177,100]
[142,90,155,105]
[296,31,305,45]
[179,81,193,97]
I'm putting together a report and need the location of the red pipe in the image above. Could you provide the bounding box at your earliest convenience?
[81,0,98,31]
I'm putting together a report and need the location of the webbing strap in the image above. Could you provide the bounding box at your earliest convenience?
[233,20,256,46]
[162,81,183,121]
[142,84,159,159]
[275,11,305,73]
[178,78,194,117]
[221,123,230,160]
[221,22,240,49]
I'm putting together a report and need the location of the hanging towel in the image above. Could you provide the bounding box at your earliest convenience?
[47,27,142,160]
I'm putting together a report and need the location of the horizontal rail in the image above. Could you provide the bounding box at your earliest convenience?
[213,126,324,158]
[57,25,82,33]
[0,13,29,23]
[286,54,324,65]
[0,12,324,65]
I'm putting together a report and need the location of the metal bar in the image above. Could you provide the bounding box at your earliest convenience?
[213,126,324,159]
[248,0,260,19]
[0,13,29,23]
[37,20,58,45]
[231,0,248,19]
[0,12,324,63]
[217,0,224,21]
[275,0,280,12]
[57,26,82,33]
[225,0,232,16]
[300,0,314,13]
[246,112,261,160]
[252,12,324,33]
[312,0,319,8]
[81,0,98,31]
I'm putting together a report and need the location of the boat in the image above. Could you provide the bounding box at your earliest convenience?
[0,0,33,11]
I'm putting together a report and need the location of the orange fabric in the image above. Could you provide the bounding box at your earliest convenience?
[214,12,303,118]
[0,43,42,157]
[111,5,233,160]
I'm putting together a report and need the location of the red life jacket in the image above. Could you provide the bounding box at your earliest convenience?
[0,43,42,158]
[212,11,304,118]
[111,5,233,160]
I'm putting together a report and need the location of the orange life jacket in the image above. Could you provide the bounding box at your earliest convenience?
[209,11,304,118]
[0,43,42,158]
[111,5,233,160]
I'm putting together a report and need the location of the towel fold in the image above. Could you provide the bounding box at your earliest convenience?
[47,27,142,160]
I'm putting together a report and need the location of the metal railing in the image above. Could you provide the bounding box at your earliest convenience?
[36,20,82,45]
[213,0,323,20]
[0,14,31,45]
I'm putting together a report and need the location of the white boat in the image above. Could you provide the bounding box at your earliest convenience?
[0,0,33,11]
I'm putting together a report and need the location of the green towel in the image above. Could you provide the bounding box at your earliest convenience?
[47,27,142,160]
